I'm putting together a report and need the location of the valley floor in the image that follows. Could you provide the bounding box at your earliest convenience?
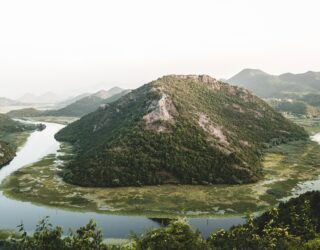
[2,130,320,217]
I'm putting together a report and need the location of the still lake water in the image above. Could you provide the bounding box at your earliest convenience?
[0,122,245,238]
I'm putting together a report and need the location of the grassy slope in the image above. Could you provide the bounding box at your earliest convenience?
[55,75,307,187]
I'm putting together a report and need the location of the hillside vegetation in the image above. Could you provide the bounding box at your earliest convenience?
[6,108,43,118]
[268,99,320,118]
[0,114,37,166]
[228,69,320,118]
[0,141,15,167]
[56,75,307,187]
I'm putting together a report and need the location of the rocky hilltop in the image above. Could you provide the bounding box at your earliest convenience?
[56,75,307,187]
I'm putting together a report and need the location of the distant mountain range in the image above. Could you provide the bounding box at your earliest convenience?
[18,92,65,104]
[55,75,307,187]
[45,88,130,117]
[0,97,22,106]
[7,87,129,118]
[227,69,320,98]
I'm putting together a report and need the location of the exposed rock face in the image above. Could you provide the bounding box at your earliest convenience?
[144,91,175,124]
[198,113,229,145]
[143,88,177,132]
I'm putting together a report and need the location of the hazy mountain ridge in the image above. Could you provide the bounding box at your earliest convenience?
[7,88,129,118]
[56,74,307,187]
[44,88,129,117]
[0,97,23,106]
[18,92,64,104]
[228,69,320,98]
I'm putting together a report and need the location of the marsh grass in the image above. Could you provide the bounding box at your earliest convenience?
[2,135,320,218]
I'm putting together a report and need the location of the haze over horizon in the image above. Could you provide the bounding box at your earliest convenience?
[1,0,320,99]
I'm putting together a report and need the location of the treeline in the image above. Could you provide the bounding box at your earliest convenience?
[0,114,41,167]
[2,191,320,249]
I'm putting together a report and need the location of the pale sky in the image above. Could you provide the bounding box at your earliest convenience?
[1,0,320,99]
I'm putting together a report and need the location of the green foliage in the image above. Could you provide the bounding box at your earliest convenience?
[132,219,208,250]
[275,101,308,115]
[5,192,320,249]
[208,211,301,250]
[11,217,108,250]
[0,114,37,167]
[255,192,319,241]
[299,94,320,107]
[209,191,320,249]
[56,75,307,187]
[0,114,35,134]
[269,99,320,117]
[0,141,15,167]
[302,237,320,249]
[6,108,43,118]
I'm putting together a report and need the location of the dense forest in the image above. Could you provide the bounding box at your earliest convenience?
[56,75,307,187]
[1,191,320,249]
[268,98,320,118]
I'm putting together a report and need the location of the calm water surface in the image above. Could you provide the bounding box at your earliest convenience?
[0,122,245,238]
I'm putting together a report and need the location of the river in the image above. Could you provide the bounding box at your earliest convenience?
[0,122,245,239]
[284,133,320,198]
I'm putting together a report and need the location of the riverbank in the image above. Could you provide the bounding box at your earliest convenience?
[0,117,319,241]
[26,116,78,125]
[2,137,320,217]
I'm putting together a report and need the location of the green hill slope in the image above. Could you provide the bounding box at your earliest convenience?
[56,75,307,187]
[6,108,43,118]
[0,141,15,167]
[0,114,37,166]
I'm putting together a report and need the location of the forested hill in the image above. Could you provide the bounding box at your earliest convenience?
[0,141,15,167]
[56,75,307,187]
[0,114,36,166]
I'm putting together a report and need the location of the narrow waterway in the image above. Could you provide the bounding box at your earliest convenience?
[0,122,245,239]
[285,134,320,198]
